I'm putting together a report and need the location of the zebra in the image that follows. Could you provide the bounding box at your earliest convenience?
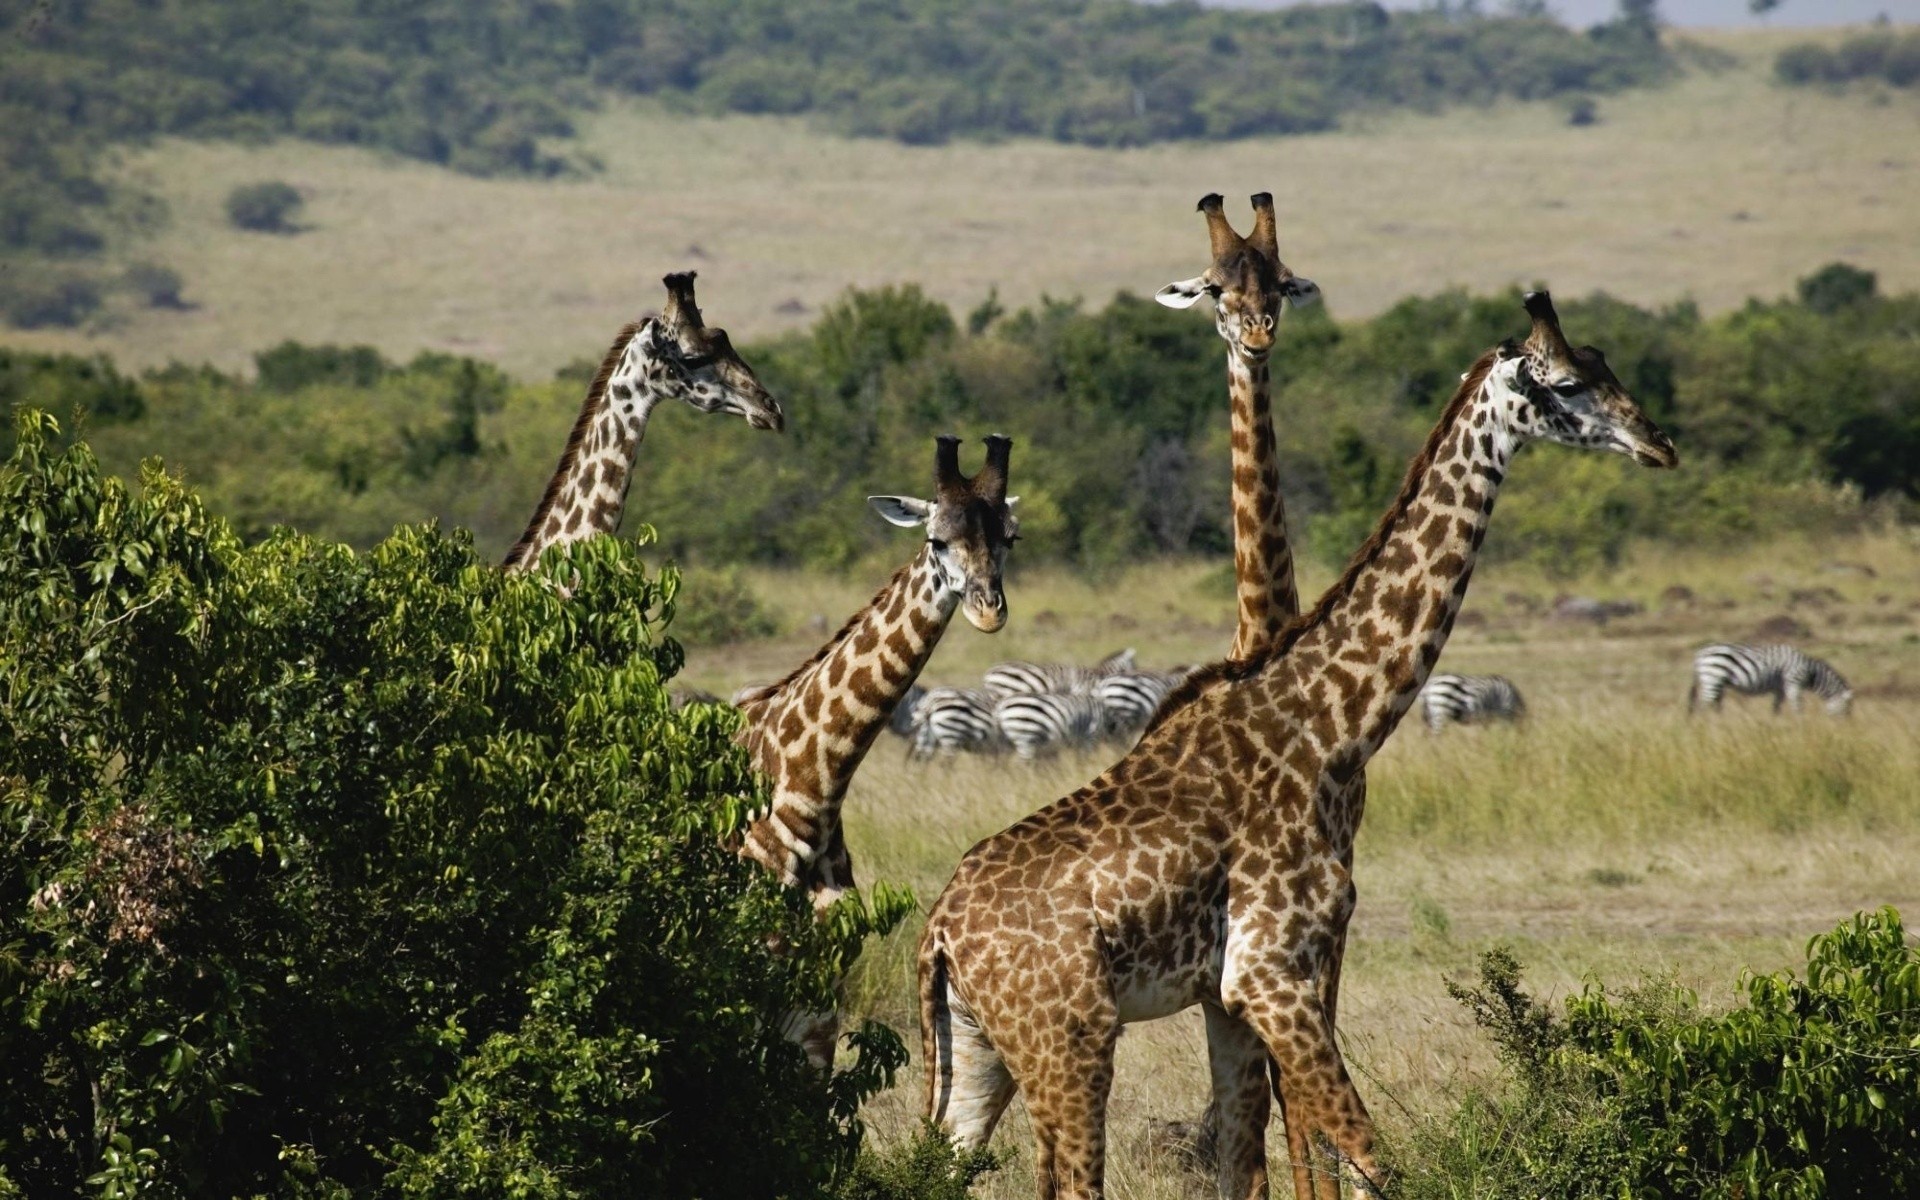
[1094,669,1189,741]
[982,647,1136,699]
[1421,673,1527,732]
[908,687,1000,759]
[993,691,1104,760]
[1689,643,1852,716]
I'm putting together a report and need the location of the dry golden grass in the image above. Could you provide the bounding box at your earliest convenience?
[681,527,1919,1198]
[15,30,1920,378]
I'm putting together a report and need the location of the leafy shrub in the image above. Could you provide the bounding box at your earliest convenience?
[0,268,103,329]
[1798,261,1877,315]
[0,413,908,1197]
[1777,30,1920,89]
[670,567,780,645]
[121,261,186,308]
[834,1125,1000,1200]
[1397,909,1920,1198]
[225,181,304,232]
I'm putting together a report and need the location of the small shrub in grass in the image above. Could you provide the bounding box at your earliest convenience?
[0,269,103,329]
[1395,909,1920,1198]
[225,180,304,232]
[122,260,186,308]
[833,1125,999,1200]
[670,567,780,644]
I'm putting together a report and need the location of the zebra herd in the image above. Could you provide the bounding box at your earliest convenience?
[1418,641,1854,732]
[892,641,1854,760]
[895,649,1199,760]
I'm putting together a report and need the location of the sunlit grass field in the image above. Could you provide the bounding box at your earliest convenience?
[13,29,1920,379]
[684,528,1920,1197]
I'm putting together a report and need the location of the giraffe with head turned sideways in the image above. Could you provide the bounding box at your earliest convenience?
[917,293,1677,1200]
[504,271,782,572]
[735,435,1020,1065]
[1157,192,1351,1194]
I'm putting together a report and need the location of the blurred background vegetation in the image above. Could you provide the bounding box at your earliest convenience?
[6,263,1913,586]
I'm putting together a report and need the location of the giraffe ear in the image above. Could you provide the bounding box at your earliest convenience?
[868,495,932,528]
[1155,275,1214,309]
[1282,275,1323,308]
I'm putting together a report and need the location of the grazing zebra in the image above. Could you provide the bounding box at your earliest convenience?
[982,648,1136,699]
[994,691,1104,759]
[1094,670,1188,740]
[1689,643,1853,716]
[1421,673,1527,732]
[909,687,1000,759]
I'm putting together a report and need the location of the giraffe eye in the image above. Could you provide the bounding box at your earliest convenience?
[927,538,948,552]
[1552,379,1584,396]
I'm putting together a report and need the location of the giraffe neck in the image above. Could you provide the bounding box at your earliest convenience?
[1252,354,1520,759]
[503,320,664,571]
[738,544,958,907]
[1226,347,1300,661]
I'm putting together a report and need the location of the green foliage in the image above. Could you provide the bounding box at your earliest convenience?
[21,269,1920,572]
[669,567,781,646]
[1400,909,1920,1198]
[225,181,304,233]
[1777,29,1920,89]
[0,268,103,330]
[833,1125,1000,1200]
[0,413,907,1197]
[0,349,144,456]
[120,262,186,309]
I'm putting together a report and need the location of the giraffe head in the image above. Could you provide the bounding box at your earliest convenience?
[1491,291,1677,469]
[649,271,784,430]
[868,436,1019,633]
[1154,192,1321,356]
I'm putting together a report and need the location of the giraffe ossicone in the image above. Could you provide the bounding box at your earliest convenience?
[733,435,1019,1066]
[917,292,1674,1200]
[503,270,782,572]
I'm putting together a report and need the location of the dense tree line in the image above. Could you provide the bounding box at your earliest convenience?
[6,266,1907,587]
[1776,26,1920,90]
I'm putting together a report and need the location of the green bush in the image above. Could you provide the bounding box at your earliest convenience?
[0,269,103,330]
[670,567,781,645]
[1396,908,1920,1198]
[0,412,908,1197]
[225,181,304,233]
[121,261,186,309]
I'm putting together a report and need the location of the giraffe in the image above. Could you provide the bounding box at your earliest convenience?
[1156,190,1338,1189]
[1155,191,1321,662]
[735,435,1019,1065]
[503,271,782,572]
[917,292,1676,1200]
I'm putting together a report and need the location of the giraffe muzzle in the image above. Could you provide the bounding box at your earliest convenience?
[964,592,1008,633]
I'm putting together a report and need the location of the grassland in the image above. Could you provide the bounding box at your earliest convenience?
[679,527,1920,1197]
[11,29,1920,378]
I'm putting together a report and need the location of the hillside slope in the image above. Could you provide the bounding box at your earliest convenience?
[14,31,1919,377]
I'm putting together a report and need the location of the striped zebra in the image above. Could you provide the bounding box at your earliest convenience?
[982,648,1136,699]
[1094,669,1189,741]
[888,683,927,739]
[1689,643,1853,716]
[908,687,1000,759]
[1421,673,1527,732]
[994,691,1104,760]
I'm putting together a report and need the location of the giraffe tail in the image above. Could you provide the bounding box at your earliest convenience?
[918,932,953,1127]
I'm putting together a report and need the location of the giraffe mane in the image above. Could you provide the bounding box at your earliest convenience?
[503,319,650,569]
[732,561,917,762]
[1145,347,1502,734]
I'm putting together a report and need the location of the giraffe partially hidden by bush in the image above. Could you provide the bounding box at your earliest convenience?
[917,293,1676,1200]
[735,435,1019,1065]
[503,271,782,572]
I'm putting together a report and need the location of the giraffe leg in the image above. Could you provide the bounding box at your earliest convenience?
[1015,1023,1118,1200]
[1203,1001,1269,1200]
[1229,977,1387,1200]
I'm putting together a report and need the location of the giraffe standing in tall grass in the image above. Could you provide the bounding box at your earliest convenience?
[1157,191,1340,1190]
[918,294,1676,1200]
[504,272,782,571]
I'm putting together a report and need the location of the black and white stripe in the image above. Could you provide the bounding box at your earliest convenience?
[983,648,1136,699]
[1094,669,1189,740]
[1689,643,1852,716]
[1421,673,1527,732]
[994,692,1104,759]
[909,687,1001,759]
[888,683,927,739]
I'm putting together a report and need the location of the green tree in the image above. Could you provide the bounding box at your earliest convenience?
[225,181,304,233]
[0,413,905,1197]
